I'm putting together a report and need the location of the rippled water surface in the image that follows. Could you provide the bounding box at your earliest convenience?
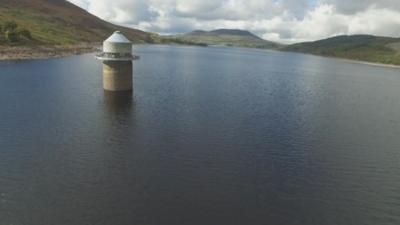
[0,45,400,225]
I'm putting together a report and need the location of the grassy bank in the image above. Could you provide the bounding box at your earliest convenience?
[0,43,99,61]
[282,35,400,65]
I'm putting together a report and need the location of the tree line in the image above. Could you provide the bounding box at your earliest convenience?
[0,21,32,43]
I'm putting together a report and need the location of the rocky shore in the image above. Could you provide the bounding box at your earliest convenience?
[0,43,101,61]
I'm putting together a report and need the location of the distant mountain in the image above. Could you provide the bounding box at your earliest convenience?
[2,0,399,66]
[170,29,281,49]
[283,35,400,65]
[189,29,259,37]
[0,0,157,45]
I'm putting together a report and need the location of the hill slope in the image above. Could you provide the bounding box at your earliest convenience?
[283,35,400,65]
[0,0,157,45]
[170,29,281,49]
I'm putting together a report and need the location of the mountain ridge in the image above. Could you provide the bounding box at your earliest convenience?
[170,29,281,49]
[283,34,400,65]
[189,29,261,38]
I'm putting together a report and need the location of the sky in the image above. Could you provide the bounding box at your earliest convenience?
[67,0,400,43]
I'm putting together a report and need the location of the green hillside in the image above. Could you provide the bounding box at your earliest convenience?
[2,0,400,65]
[283,35,400,65]
[168,29,281,49]
[0,0,158,46]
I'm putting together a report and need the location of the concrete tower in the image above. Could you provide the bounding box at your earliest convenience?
[96,31,139,91]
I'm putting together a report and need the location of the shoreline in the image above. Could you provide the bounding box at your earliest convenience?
[0,43,100,61]
[334,57,400,69]
[279,50,400,69]
[1,43,400,70]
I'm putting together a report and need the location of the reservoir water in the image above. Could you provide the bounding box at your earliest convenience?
[0,45,399,225]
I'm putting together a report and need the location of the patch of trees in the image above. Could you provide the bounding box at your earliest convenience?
[0,21,32,43]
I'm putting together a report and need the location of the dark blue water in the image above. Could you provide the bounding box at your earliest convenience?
[0,45,400,225]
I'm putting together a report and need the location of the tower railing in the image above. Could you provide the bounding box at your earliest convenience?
[96,52,140,60]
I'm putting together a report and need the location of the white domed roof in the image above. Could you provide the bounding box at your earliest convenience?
[105,31,131,43]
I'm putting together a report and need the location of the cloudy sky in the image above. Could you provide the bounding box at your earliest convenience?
[67,0,400,43]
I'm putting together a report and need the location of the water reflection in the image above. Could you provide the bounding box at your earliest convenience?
[103,90,134,114]
[101,90,137,149]
[1,46,400,225]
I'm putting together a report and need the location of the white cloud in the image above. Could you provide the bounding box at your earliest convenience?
[321,0,400,14]
[67,0,400,43]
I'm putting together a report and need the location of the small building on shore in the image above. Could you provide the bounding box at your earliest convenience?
[96,31,139,91]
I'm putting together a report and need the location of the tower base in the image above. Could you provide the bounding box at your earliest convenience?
[103,61,133,91]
